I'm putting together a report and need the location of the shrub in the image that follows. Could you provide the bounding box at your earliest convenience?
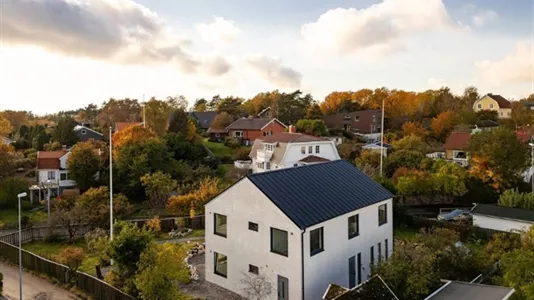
[0,177,30,209]
[234,147,251,161]
[224,137,240,149]
[58,246,86,272]
[146,216,162,233]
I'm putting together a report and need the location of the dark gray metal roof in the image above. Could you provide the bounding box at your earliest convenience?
[471,204,534,223]
[226,118,281,130]
[247,160,394,229]
[331,276,399,300]
[426,281,514,300]
[189,111,217,129]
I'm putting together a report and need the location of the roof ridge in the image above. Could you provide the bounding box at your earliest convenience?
[247,159,344,178]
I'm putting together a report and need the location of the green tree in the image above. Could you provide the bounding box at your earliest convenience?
[77,187,132,228]
[501,249,534,299]
[277,90,313,125]
[140,171,177,208]
[67,141,100,191]
[167,108,190,135]
[52,117,79,146]
[0,177,29,209]
[210,112,234,129]
[305,103,323,119]
[384,150,425,176]
[295,119,327,136]
[217,96,244,118]
[144,98,175,136]
[32,131,50,151]
[193,98,208,112]
[477,109,499,122]
[498,189,534,210]
[393,135,430,154]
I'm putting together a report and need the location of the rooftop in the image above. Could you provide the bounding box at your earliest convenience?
[424,281,514,300]
[471,204,534,223]
[323,276,399,300]
[444,132,471,150]
[299,155,331,163]
[486,93,512,109]
[247,160,394,229]
[37,150,68,169]
[226,118,285,130]
[261,132,329,143]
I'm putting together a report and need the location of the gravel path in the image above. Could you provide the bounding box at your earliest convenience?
[178,253,244,300]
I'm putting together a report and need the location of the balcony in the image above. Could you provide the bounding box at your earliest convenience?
[234,160,252,169]
[257,149,273,162]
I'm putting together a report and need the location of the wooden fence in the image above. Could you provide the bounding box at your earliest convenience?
[127,215,205,232]
[0,225,92,245]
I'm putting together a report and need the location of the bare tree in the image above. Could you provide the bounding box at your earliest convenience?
[241,272,272,300]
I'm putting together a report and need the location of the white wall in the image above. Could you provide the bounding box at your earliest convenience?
[59,152,70,169]
[473,215,533,233]
[280,141,340,168]
[38,170,76,187]
[205,178,303,300]
[302,199,393,300]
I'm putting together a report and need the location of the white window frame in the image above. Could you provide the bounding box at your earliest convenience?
[490,104,494,109]
[60,172,68,181]
[265,144,274,152]
[47,171,55,180]
[301,146,305,154]
[233,131,243,137]
[315,145,320,154]
[308,146,313,154]
[452,150,467,161]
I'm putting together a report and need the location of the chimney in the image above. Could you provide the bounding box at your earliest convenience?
[288,125,296,133]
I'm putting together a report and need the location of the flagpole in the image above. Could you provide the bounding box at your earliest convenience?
[380,98,385,177]
[109,126,114,241]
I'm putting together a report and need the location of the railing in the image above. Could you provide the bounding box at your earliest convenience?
[234,160,252,169]
[0,225,92,245]
[257,149,273,161]
[426,152,446,159]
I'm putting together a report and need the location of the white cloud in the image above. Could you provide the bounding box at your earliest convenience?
[196,17,241,45]
[427,77,448,89]
[475,41,533,85]
[244,55,302,88]
[472,10,498,27]
[0,0,230,76]
[300,0,458,56]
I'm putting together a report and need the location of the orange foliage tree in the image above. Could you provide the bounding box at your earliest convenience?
[431,111,457,141]
[402,121,427,138]
[112,125,155,156]
[167,177,221,217]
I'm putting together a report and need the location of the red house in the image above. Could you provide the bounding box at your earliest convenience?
[225,118,287,145]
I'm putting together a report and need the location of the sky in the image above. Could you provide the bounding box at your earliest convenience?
[0,0,532,114]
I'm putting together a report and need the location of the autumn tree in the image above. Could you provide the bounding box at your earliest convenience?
[0,144,17,178]
[77,187,132,228]
[51,195,85,241]
[193,98,208,112]
[144,98,175,136]
[112,125,155,153]
[58,246,86,273]
[210,112,234,130]
[52,117,79,146]
[295,119,327,136]
[67,141,100,191]
[97,98,141,128]
[305,103,323,119]
[431,111,457,141]
[140,171,177,208]
[167,177,221,217]
[392,135,430,154]
[0,113,13,136]
[321,91,362,115]
[401,121,427,138]
[0,110,29,133]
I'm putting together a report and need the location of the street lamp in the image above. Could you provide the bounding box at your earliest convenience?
[17,192,27,300]
[42,179,55,222]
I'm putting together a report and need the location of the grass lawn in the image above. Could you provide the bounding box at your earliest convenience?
[203,139,234,157]
[0,209,49,228]
[155,229,205,241]
[22,239,99,275]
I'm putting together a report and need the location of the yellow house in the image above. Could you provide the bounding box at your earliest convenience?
[473,93,512,119]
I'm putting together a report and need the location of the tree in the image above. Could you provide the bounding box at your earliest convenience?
[460,86,479,110]
[217,96,244,118]
[210,112,234,129]
[112,124,155,152]
[67,141,100,191]
[485,232,521,263]
[167,108,190,135]
[431,111,457,141]
[466,128,529,190]
[392,135,430,154]
[276,90,313,125]
[97,98,141,128]
[498,189,534,210]
[0,144,17,178]
[0,177,29,209]
[58,246,86,273]
[305,103,323,119]
[0,113,13,136]
[85,228,110,266]
[355,150,381,169]
[140,171,177,208]
[477,109,499,122]
[501,249,534,299]
[241,272,273,300]
[52,117,79,146]
[235,147,251,160]
[384,150,425,176]
[0,110,29,133]
[295,119,327,136]
[144,98,175,136]
[32,131,50,151]
[51,195,85,241]
[135,243,190,300]
[401,121,427,138]
[167,177,221,217]
[146,216,162,233]
[193,98,208,112]
[321,91,363,115]
[77,187,132,228]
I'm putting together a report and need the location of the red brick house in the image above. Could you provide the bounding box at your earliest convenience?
[323,110,382,136]
[225,118,287,145]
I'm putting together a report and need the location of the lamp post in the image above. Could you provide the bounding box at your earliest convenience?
[17,192,27,300]
[379,97,385,177]
[109,126,114,241]
[529,142,534,194]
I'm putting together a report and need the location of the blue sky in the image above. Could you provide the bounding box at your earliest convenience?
[0,0,531,114]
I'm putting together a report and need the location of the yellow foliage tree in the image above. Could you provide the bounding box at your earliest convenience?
[469,155,504,190]
[402,121,427,138]
[186,119,197,142]
[167,177,221,217]
[431,111,457,140]
[0,113,13,136]
[112,125,155,156]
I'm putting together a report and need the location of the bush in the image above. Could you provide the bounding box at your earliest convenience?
[146,216,162,233]
[234,147,251,161]
[58,246,86,273]
[224,137,240,149]
[0,177,30,209]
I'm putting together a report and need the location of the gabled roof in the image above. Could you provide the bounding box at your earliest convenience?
[262,132,329,143]
[115,122,143,132]
[73,125,103,136]
[37,150,68,169]
[247,160,394,229]
[226,118,286,131]
[485,94,512,109]
[424,281,514,300]
[471,204,534,223]
[299,155,331,163]
[444,132,471,150]
[207,127,227,133]
[257,106,272,117]
[189,111,218,129]
[323,276,399,300]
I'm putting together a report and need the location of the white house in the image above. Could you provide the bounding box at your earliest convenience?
[248,128,341,173]
[471,204,534,233]
[205,160,394,300]
[36,150,77,196]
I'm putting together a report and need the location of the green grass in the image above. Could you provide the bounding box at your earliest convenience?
[0,208,49,228]
[394,227,418,241]
[204,139,234,157]
[189,229,205,237]
[155,229,205,241]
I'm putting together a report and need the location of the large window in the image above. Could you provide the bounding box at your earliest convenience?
[214,252,227,277]
[378,204,387,226]
[60,173,68,181]
[310,227,324,256]
[315,145,320,154]
[348,214,359,239]
[301,146,305,154]
[214,214,227,237]
[308,146,313,153]
[47,171,55,180]
[234,131,243,137]
[271,227,288,257]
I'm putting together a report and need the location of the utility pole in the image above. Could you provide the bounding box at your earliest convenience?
[380,98,385,177]
[142,94,146,128]
[17,192,27,300]
[109,127,114,240]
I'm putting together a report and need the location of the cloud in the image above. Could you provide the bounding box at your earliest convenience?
[475,41,532,85]
[196,17,241,45]
[0,0,230,75]
[472,10,498,27]
[427,77,448,89]
[244,55,302,88]
[300,0,458,55]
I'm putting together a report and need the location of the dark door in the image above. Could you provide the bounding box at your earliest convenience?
[357,252,362,284]
[349,256,356,288]
[277,275,289,300]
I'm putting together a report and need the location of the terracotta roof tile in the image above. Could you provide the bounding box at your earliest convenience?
[444,132,471,150]
[37,150,67,169]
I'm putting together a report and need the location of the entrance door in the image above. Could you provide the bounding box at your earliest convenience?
[349,256,356,288]
[277,275,289,300]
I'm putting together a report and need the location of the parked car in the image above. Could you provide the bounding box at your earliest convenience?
[437,209,471,221]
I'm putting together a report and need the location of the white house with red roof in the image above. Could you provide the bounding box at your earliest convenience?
[248,126,340,173]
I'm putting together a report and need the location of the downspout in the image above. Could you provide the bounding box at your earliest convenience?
[301,228,305,300]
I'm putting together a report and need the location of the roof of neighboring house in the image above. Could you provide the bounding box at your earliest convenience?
[115,122,143,132]
[226,118,286,131]
[323,276,399,300]
[247,160,394,229]
[189,111,218,129]
[471,204,534,223]
[516,130,532,144]
[486,94,512,109]
[207,127,227,133]
[257,106,272,117]
[424,281,514,300]
[73,125,103,136]
[444,132,471,150]
[262,132,329,143]
[37,150,68,169]
[299,155,331,163]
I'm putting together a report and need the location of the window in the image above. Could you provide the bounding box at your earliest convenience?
[490,104,494,109]
[214,214,227,237]
[357,253,362,284]
[248,222,258,232]
[478,104,482,109]
[60,173,68,181]
[270,227,288,257]
[378,204,387,226]
[293,164,298,167]
[234,131,242,137]
[266,162,271,170]
[81,130,87,135]
[310,227,324,256]
[248,264,259,275]
[453,151,467,160]
[308,146,313,153]
[370,246,375,265]
[265,144,274,151]
[315,145,320,154]
[344,115,350,120]
[372,115,376,122]
[214,252,227,278]
[385,239,389,261]
[47,171,55,180]
[263,131,272,136]
[348,214,359,239]
[378,242,382,262]
[354,115,360,122]
[301,146,305,154]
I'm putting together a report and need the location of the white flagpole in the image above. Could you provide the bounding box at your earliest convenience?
[109,126,114,241]
[380,98,385,177]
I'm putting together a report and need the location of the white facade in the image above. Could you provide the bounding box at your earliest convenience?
[37,152,76,188]
[252,140,340,173]
[473,215,533,233]
[205,178,393,300]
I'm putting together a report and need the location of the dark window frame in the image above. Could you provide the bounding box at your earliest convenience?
[348,214,359,239]
[214,252,228,278]
[248,264,259,275]
[315,145,320,153]
[370,246,375,265]
[378,204,388,226]
[214,213,227,237]
[60,173,67,181]
[310,227,324,256]
[248,222,258,232]
[385,239,389,261]
[270,227,289,257]
[378,242,382,263]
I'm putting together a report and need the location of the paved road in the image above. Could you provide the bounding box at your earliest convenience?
[0,261,79,300]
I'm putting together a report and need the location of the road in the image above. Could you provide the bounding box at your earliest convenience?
[0,261,79,300]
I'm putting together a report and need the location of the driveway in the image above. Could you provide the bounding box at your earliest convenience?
[0,261,79,300]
